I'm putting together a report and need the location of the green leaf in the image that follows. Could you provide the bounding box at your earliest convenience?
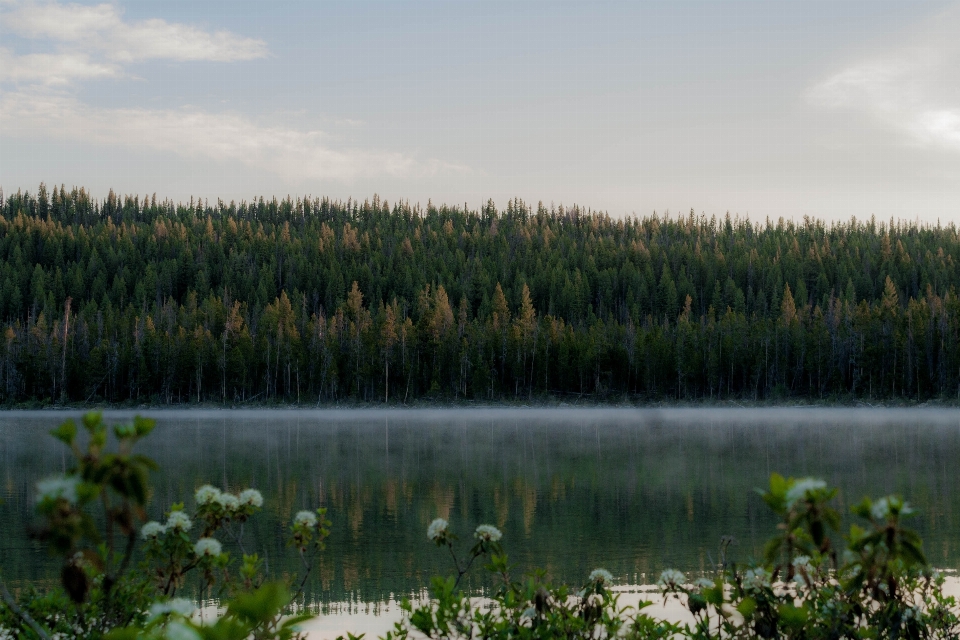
[778,603,808,627]
[737,597,757,617]
[851,498,874,520]
[703,584,724,606]
[769,473,787,497]
[134,416,156,437]
[227,581,290,623]
[51,420,77,446]
[82,411,104,433]
[687,593,707,615]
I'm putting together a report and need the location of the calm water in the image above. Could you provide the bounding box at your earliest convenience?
[2,408,959,611]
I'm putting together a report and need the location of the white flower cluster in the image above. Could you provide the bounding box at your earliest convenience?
[694,577,715,589]
[166,510,193,532]
[474,524,502,542]
[195,485,221,505]
[148,598,197,620]
[785,478,827,508]
[427,518,449,541]
[588,568,613,584]
[141,521,166,540]
[36,475,80,505]
[743,567,771,591]
[194,537,222,557]
[870,496,913,521]
[195,485,263,512]
[871,497,892,520]
[216,492,240,511]
[239,488,264,507]
[0,626,15,640]
[657,569,685,588]
[294,510,317,527]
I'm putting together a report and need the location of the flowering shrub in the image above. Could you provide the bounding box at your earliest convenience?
[0,413,327,640]
[373,473,960,640]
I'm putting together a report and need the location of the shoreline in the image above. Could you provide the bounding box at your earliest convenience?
[2,395,960,412]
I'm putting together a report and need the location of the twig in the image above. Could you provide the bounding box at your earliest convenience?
[291,548,316,602]
[1,578,52,640]
[224,522,248,555]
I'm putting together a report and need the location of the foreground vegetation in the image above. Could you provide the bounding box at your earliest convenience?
[3,186,960,404]
[0,414,958,638]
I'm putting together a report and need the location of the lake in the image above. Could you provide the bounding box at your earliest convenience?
[2,408,959,636]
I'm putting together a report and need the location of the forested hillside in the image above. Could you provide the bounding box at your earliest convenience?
[1,184,959,404]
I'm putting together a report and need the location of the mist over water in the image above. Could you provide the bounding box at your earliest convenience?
[2,408,959,607]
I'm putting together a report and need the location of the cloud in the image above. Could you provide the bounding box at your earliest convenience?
[1,1,268,75]
[0,88,469,182]
[808,5,960,153]
[0,48,119,84]
[0,2,469,185]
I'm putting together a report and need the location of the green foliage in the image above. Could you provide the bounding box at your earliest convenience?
[3,187,960,404]
[376,475,960,639]
[0,414,327,640]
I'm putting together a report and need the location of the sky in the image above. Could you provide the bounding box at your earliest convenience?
[1,0,960,223]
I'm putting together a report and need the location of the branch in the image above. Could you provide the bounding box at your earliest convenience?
[291,548,318,603]
[453,552,479,591]
[224,522,248,555]
[1,578,52,640]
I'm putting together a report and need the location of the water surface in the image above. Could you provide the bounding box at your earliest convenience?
[2,408,958,612]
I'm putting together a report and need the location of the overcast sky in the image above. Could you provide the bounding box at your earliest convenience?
[1,0,960,222]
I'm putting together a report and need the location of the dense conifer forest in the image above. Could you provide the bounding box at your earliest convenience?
[1,183,959,404]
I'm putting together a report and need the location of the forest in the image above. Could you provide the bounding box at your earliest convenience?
[1,183,959,405]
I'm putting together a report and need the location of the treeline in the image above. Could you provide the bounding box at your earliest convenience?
[1,183,960,404]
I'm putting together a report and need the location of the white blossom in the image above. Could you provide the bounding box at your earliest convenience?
[194,485,221,506]
[194,537,222,557]
[588,568,613,584]
[694,577,715,589]
[0,626,15,640]
[166,510,193,532]
[216,492,240,512]
[657,569,685,588]
[744,567,771,591]
[141,521,167,540]
[148,598,197,620]
[239,488,264,507]
[164,622,202,640]
[785,478,827,508]
[871,497,892,520]
[294,510,317,527]
[36,475,80,505]
[792,555,812,569]
[427,518,449,541]
[474,524,502,542]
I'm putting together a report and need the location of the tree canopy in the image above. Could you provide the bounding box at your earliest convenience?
[2,184,959,404]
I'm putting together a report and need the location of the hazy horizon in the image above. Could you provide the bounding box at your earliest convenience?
[3,1,960,223]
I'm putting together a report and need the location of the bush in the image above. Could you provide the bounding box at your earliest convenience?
[0,413,958,639]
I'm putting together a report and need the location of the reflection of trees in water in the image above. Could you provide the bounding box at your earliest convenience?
[1,409,958,604]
